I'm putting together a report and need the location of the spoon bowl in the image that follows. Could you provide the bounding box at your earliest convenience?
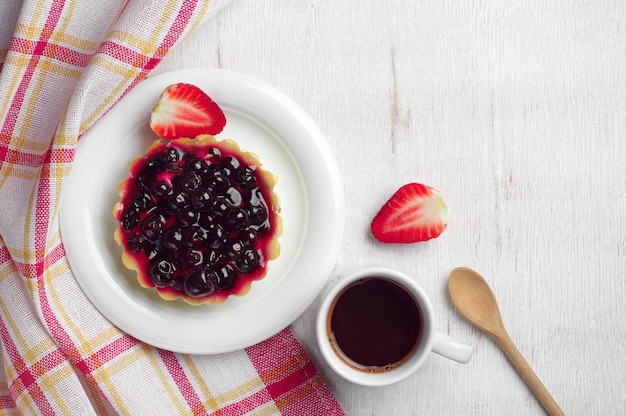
[448,267,564,416]
[447,267,505,338]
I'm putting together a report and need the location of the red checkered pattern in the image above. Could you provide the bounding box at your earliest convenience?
[0,1,344,414]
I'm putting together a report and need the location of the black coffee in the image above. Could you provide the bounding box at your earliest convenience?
[327,277,422,372]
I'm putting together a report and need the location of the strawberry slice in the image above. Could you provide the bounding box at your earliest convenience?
[150,83,226,140]
[371,183,448,243]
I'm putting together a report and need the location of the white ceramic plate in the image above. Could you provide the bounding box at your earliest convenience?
[60,69,344,354]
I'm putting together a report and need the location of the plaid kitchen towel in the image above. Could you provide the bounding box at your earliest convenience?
[0,1,344,415]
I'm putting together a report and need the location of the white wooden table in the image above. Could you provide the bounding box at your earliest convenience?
[155,1,626,414]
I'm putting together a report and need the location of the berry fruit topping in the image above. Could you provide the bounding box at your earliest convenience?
[150,83,227,140]
[370,183,447,244]
[114,135,281,305]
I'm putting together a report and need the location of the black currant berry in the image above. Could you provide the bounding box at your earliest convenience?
[121,209,139,231]
[141,212,165,241]
[184,269,216,297]
[225,239,244,259]
[214,263,236,290]
[225,208,249,231]
[238,229,258,248]
[234,166,256,189]
[127,232,149,253]
[130,193,152,213]
[179,173,201,193]
[144,158,164,173]
[234,249,261,273]
[208,169,229,191]
[183,226,208,248]
[191,189,213,209]
[149,256,176,287]
[184,157,208,176]
[135,172,154,193]
[160,148,179,164]
[161,228,183,252]
[165,190,190,212]
[177,208,198,228]
[151,180,173,198]
[179,248,204,270]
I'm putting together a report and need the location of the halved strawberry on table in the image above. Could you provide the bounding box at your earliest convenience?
[150,83,226,140]
[371,183,448,244]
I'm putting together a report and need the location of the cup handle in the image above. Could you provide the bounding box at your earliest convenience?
[431,332,473,364]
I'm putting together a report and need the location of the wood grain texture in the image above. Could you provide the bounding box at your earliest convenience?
[155,1,626,414]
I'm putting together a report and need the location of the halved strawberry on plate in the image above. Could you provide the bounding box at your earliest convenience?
[150,83,226,140]
[371,183,448,244]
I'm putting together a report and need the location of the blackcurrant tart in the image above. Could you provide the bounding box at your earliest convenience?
[114,135,282,305]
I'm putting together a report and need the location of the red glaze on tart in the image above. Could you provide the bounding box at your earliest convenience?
[114,135,282,305]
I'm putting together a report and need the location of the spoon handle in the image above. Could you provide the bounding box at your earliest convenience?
[495,331,565,416]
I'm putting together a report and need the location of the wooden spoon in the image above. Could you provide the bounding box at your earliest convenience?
[448,267,564,416]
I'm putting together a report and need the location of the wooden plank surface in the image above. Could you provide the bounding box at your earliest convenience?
[155,1,626,414]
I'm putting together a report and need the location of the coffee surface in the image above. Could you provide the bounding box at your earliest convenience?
[328,277,422,372]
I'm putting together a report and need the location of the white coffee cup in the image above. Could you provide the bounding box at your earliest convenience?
[316,266,472,386]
